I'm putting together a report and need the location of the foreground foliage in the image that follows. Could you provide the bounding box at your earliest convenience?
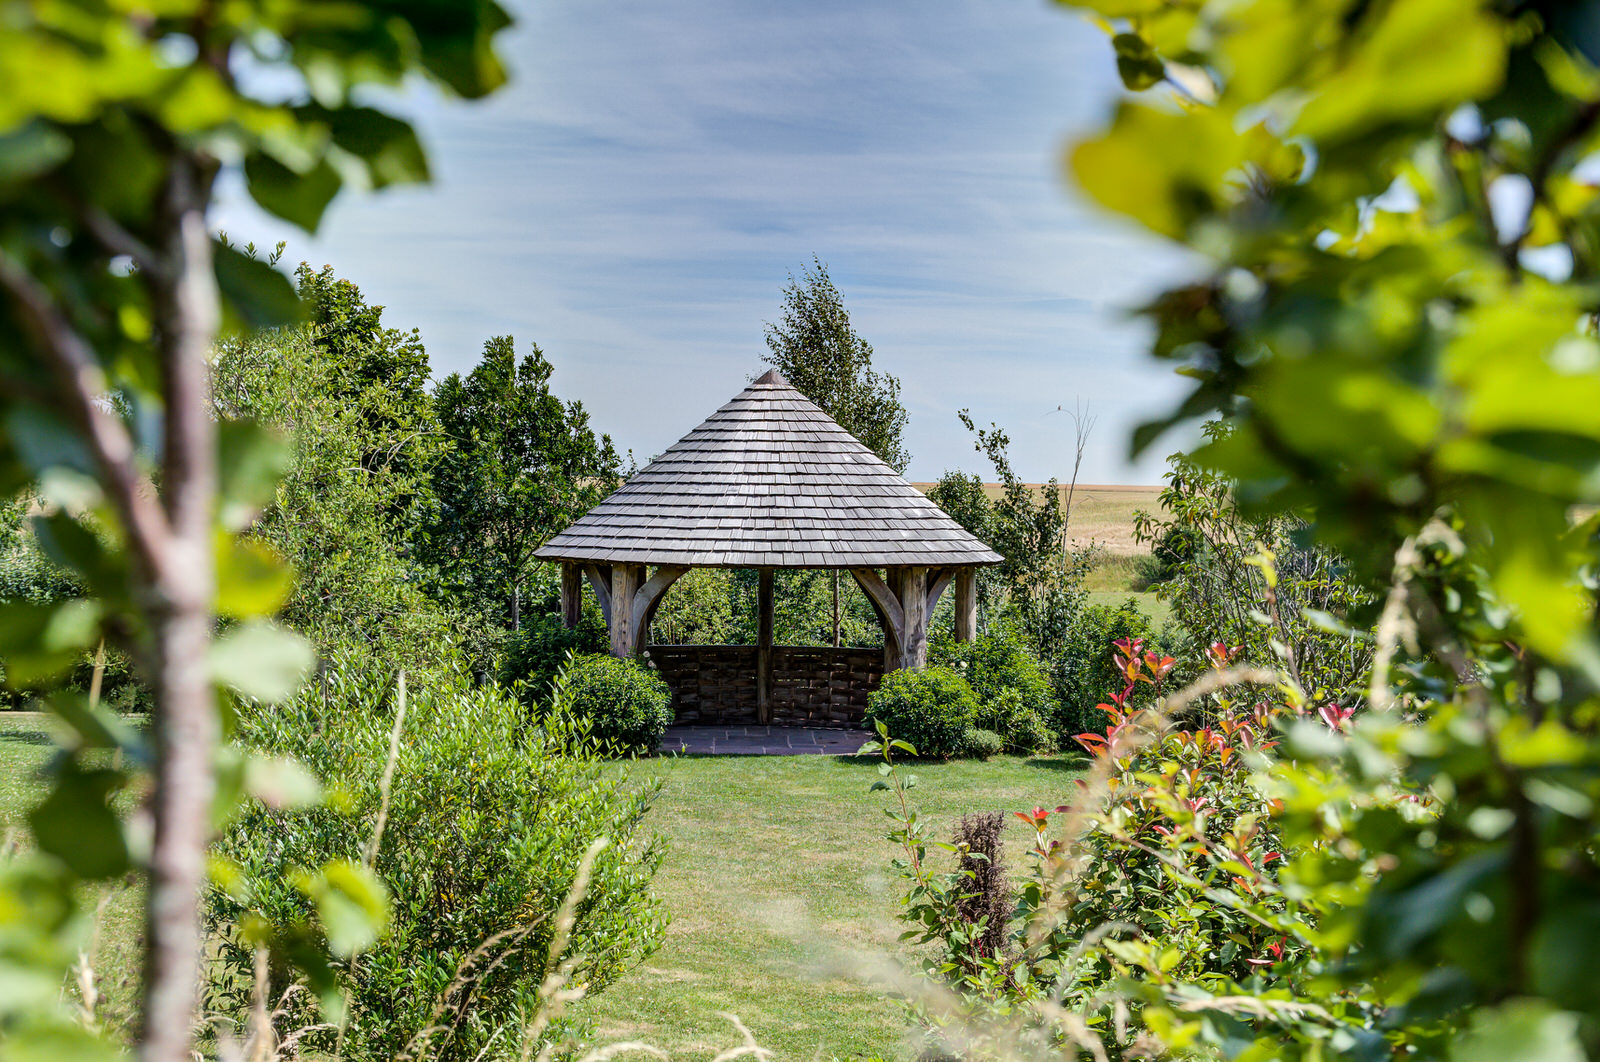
[210,658,667,1061]
[0,1,512,1058]
[862,0,1600,1057]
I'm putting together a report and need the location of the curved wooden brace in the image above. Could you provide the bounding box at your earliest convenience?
[582,563,613,627]
[633,565,689,638]
[849,567,904,637]
[850,567,904,664]
[925,567,954,618]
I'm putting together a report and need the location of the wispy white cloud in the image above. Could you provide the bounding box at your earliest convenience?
[215,0,1199,483]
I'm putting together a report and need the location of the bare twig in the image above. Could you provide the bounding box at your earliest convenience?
[364,671,409,867]
[1062,399,1095,540]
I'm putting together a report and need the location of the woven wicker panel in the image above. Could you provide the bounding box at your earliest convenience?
[647,645,759,725]
[645,644,882,728]
[768,647,882,726]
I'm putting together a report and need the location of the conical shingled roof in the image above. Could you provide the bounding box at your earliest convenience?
[534,370,1002,569]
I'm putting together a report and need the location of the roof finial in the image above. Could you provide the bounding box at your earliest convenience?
[753,368,789,386]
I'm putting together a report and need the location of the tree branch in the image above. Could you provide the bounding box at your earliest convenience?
[139,150,221,1062]
[0,246,170,576]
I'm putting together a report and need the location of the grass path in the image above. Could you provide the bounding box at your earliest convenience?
[576,752,1083,1060]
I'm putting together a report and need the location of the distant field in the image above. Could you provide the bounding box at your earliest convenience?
[911,483,1164,556]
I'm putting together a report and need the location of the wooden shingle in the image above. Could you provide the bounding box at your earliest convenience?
[535,369,1002,568]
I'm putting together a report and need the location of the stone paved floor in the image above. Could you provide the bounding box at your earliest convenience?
[660,725,872,756]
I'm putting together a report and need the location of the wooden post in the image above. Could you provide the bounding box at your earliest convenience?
[898,566,928,670]
[831,569,841,647]
[609,563,644,657]
[560,563,583,629]
[757,568,774,723]
[954,567,977,643]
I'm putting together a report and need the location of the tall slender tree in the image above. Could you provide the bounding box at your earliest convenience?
[427,338,620,629]
[762,257,910,472]
[763,258,910,645]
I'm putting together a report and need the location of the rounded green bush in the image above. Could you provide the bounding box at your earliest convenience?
[961,727,1005,759]
[213,657,667,1061]
[562,654,674,755]
[977,686,1057,754]
[933,626,1059,753]
[865,666,979,759]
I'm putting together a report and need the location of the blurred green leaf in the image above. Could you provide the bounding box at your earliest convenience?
[301,104,430,187]
[245,753,322,810]
[1113,32,1165,91]
[296,860,390,956]
[209,621,314,703]
[4,406,95,481]
[28,762,128,880]
[32,512,123,599]
[1070,102,1243,240]
[217,418,291,532]
[0,1023,123,1062]
[215,242,302,330]
[0,599,104,686]
[1452,999,1585,1062]
[47,692,140,755]
[214,533,294,619]
[0,122,70,181]
[243,151,341,232]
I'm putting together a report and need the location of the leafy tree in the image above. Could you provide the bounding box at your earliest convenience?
[293,264,440,534]
[212,319,459,674]
[764,258,911,646]
[428,337,621,629]
[0,3,509,1060]
[1135,423,1375,705]
[931,416,1086,660]
[763,257,910,472]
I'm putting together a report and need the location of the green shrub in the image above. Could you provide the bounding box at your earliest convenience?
[209,656,666,1061]
[501,608,608,700]
[1149,523,1201,583]
[865,667,978,759]
[874,647,1293,1058]
[973,687,1054,754]
[563,654,674,755]
[932,626,1058,753]
[1051,598,1169,738]
[959,727,1004,760]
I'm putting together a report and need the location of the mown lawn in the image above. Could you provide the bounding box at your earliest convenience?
[0,712,146,1039]
[575,751,1082,1060]
[1084,589,1172,628]
[1,711,1083,1060]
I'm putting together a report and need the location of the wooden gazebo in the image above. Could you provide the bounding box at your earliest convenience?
[535,370,1002,727]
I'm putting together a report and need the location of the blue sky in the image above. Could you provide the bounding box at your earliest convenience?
[216,0,1197,484]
